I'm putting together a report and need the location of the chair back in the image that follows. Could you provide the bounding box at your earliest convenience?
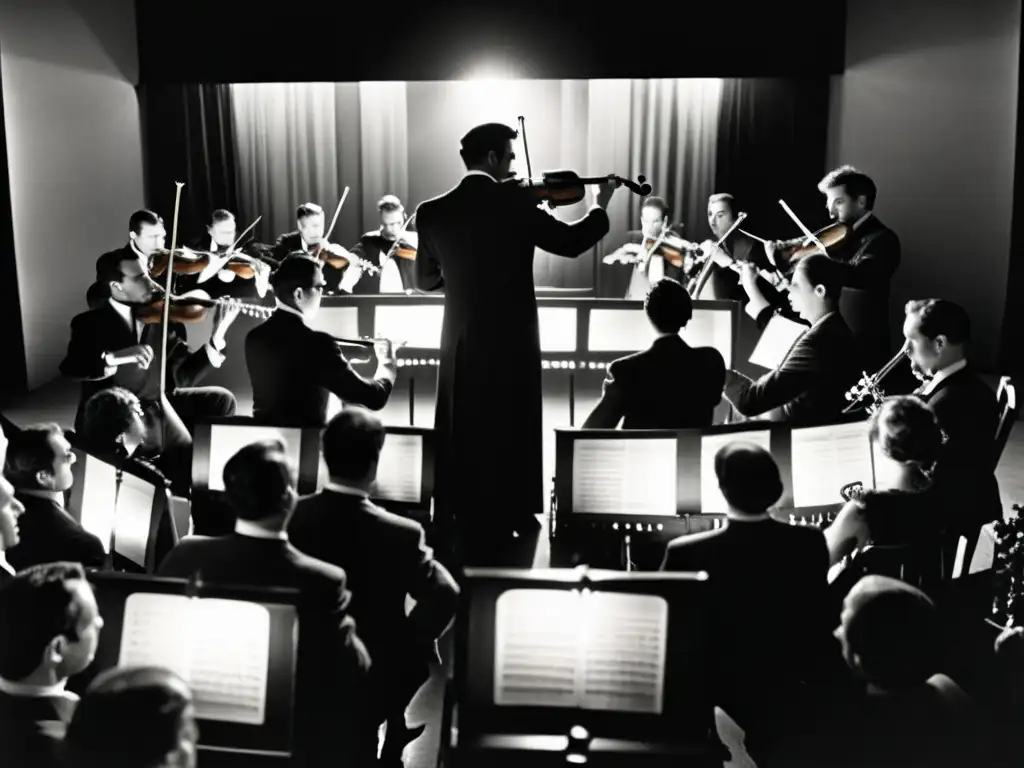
[994,376,1018,470]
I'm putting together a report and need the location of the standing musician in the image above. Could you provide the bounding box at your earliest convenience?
[766,166,900,369]
[603,196,683,299]
[89,209,166,309]
[347,194,418,294]
[414,121,618,568]
[245,256,398,427]
[270,203,362,294]
[60,252,239,485]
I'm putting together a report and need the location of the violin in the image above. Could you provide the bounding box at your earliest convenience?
[775,220,851,261]
[308,242,381,275]
[131,289,274,325]
[149,248,260,280]
[642,233,703,268]
[505,170,652,207]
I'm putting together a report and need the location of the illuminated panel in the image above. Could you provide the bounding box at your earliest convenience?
[538,307,577,352]
[305,306,360,339]
[374,305,445,350]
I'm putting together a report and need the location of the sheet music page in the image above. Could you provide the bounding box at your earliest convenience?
[304,306,360,339]
[79,456,117,553]
[374,305,444,349]
[207,426,302,492]
[370,434,423,503]
[791,421,873,507]
[680,309,734,369]
[493,589,581,708]
[572,439,676,516]
[587,309,653,352]
[114,472,156,568]
[538,307,577,352]
[119,594,271,725]
[700,431,772,513]
[749,315,807,370]
[581,592,667,714]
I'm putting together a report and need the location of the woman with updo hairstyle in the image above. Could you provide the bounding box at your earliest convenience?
[825,395,947,567]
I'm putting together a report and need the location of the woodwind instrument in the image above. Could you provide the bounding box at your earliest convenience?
[842,343,910,414]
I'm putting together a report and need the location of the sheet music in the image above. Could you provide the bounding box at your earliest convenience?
[119,594,270,725]
[493,589,667,714]
[538,307,577,352]
[791,421,873,507]
[749,315,807,370]
[581,593,667,714]
[79,456,117,553]
[207,426,302,492]
[699,431,772,513]
[374,305,444,349]
[370,434,423,504]
[493,589,580,708]
[572,439,676,516]
[114,472,156,568]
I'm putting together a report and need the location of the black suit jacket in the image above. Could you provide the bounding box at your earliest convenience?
[583,334,725,429]
[0,690,77,768]
[415,174,609,533]
[6,493,105,571]
[246,310,394,427]
[919,365,1002,530]
[289,490,459,709]
[158,533,371,764]
[724,308,862,426]
[59,300,214,428]
[662,519,834,730]
[348,230,417,294]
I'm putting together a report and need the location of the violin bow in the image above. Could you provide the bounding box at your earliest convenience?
[382,211,418,262]
[690,212,747,299]
[197,214,264,285]
[160,182,185,397]
[323,186,350,245]
[640,222,675,272]
[778,200,829,257]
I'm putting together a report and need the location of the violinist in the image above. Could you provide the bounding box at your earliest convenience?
[766,166,900,368]
[89,209,166,309]
[603,196,685,300]
[270,202,362,294]
[176,209,266,300]
[347,194,418,294]
[414,121,617,568]
[698,193,776,302]
[60,252,239,477]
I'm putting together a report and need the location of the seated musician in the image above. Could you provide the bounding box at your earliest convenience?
[2,424,104,571]
[88,209,166,309]
[60,252,238,487]
[696,193,776,301]
[583,277,725,429]
[348,194,418,294]
[177,208,269,300]
[767,166,900,369]
[245,255,397,427]
[723,254,862,426]
[903,299,1002,533]
[603,196,682,300]
[270,202,362,294]
[825,397,947,570]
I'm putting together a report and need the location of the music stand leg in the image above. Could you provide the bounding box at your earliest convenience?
[622,534,633,572]
[569,372,575,427]
[409,376,415,426]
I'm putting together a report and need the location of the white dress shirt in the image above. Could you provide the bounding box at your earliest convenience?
[0,551,14,577]
[0,676,74,699]
[324,480,369,498]
[234,519,288,540]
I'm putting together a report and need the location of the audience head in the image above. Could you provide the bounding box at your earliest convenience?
[4,422,77,493]
[870,396,944,489]
[818,165,876,222]
[788,253,843,321]
[207,209,236,249]
[460,123,517,179]
[707,193,739,237]
[128,210,166,257]
[835,575,939,689]
[0,474,24,551]
[81,388,148,459]
[640,196,670,238]
[714,442,783,516]
[271,255,325,316]
[295,202,325,244]
[99,252,159,305]
[223,439,297,527]
[644,278,692,334]
[64,666,197,768]
[322,406,386,488]
[0,562,102,684]
[903,299,970,375]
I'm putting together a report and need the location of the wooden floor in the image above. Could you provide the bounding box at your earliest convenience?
[2,377,1021,767]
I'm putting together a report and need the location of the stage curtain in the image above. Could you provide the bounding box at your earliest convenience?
[139,84,241,244]
[714,77,832,240]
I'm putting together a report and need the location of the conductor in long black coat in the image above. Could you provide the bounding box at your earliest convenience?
[414,123,618,567]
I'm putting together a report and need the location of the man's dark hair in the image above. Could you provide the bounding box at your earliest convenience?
[642,196,670,218]
[377,195,403,215]
[714,442,783,514]
[460,123,517,167]
[322,406,386,481]
[843,575,939,689]
[270,255,322,305]
[223,439,295,521]
[210,209,235,225]
[818,165,877,210]
[296,202,323,221]
[3,422,63,489]
[80,388,143,453]
[0,562,88,681]
[128,210,162,236]
[644,278,692,333]
[796,253,844,301]
[96,250,142,290]
[905,299,971,344]
[64,666,193,768]
[707,193,737,213]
